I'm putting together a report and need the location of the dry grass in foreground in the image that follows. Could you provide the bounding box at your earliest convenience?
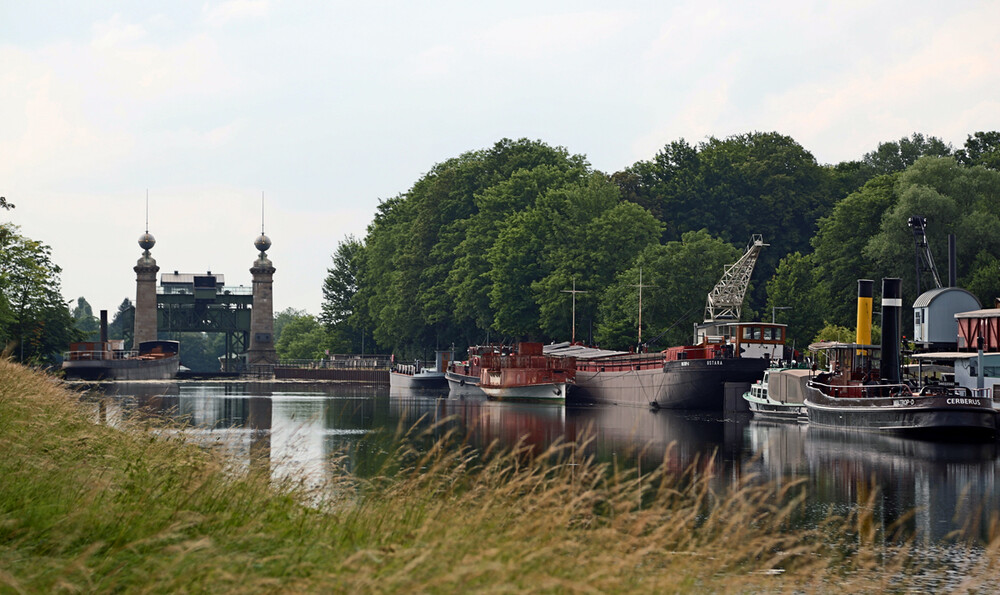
[1,358,999,593]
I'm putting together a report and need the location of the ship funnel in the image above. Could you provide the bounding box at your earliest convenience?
[855,280,873,345]
[879,278,902,383]
[100,310,108,344]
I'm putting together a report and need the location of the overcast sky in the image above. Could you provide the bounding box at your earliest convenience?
[2,1,998,317]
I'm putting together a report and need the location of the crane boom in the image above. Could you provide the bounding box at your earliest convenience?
[704,235,767,322]
[908,216,942,295]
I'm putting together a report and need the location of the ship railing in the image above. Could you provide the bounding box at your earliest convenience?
[64,349,139,361]
[808,379,913,399]
[577,354,665,372]
[967,387,998,404]
[276,355,391,370]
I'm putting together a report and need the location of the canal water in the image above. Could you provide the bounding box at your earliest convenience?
[83,380,1000,545]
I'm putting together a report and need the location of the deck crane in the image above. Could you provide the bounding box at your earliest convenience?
[907,216,942,296]
[704,234,768,322]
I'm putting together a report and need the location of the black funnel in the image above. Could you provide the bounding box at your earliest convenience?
[879,279,902,383]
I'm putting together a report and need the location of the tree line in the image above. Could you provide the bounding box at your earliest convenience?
[6,131,1000,366]
[310,131,1000,359]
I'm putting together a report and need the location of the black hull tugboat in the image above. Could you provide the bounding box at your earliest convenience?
[805,279,995,438]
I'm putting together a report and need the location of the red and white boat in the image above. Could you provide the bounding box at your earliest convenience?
[478,342,575,402]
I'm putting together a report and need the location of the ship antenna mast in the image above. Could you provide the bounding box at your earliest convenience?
[561,277,588,344]
[631,266,658,346]
[704,235,767,322]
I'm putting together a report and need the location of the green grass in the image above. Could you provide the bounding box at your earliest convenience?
[0,358,996,593]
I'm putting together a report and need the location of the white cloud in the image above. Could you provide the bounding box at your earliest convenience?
[91,13,148,48]
[202,0,270,27]
[407,45,458,79]
[479,11,636,59]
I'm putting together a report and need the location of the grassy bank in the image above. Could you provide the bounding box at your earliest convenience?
[0,359,995,593]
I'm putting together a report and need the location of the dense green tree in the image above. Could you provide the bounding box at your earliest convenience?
[954,131,1000,170]
[488,175,662,339]
[615,132,836,316]
[596,230,740,350]
[964,250,1000,308]
[71,297,100,341]
[164,332,225,372]
[107,298,134,349]
[0,223,78,364]
[764,252,827,353]
[321,236,371,353]
[864,157,1000,308]
[273,307,307,346]
[360,138,591,355]
[275,314,330,360]
[861,133,952,176]
[811,174,898,327]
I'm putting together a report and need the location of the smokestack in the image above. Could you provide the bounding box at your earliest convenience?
[948,234,957,287]
[856,280,873,345]
[100,310,108,344]
[880,278,902,383]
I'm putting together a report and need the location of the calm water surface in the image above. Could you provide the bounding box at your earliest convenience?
[84,380,1000,545]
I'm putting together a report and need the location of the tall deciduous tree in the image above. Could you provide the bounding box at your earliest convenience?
[811,174,898,327]
[596,230,740,350]
[107,298,134,348]
[865,157,1000,309]
[861,133,952,176]
[765,252,827,352]
[71,297,100,341]
[0,223,78,364]
[955,131,1000,170]
[321,236,368,352]
[275,314,330,360]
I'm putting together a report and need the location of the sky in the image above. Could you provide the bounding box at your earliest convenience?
[2,1,999,317]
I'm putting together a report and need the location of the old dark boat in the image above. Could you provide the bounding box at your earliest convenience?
[62,340,180,381]
[804,279,995,437]
[654,236,785,409]
[478,342,575,402]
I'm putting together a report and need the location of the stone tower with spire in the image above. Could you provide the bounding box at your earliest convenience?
[247,228,277,367]
[133,229,159,346]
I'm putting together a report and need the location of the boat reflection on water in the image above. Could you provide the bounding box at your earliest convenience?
[82,381,1000,544]
[389,389,740,479]
[804,426,999,543]
[746,418,1000,542]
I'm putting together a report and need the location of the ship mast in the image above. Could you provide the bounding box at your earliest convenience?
[704,235,767,323]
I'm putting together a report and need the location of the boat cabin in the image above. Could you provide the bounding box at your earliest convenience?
[693,321,787,360]
[807,341,893,398]
[956,308,1000,351]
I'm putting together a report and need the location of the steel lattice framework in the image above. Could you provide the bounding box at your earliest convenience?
[157,291,253,372]
[704,235,767,322]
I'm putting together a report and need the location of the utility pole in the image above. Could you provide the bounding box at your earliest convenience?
[561,277,588,344]
[631,267,658,346]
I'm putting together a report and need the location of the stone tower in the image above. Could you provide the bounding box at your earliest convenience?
[133,231,159,346]
[247,232,277,366]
